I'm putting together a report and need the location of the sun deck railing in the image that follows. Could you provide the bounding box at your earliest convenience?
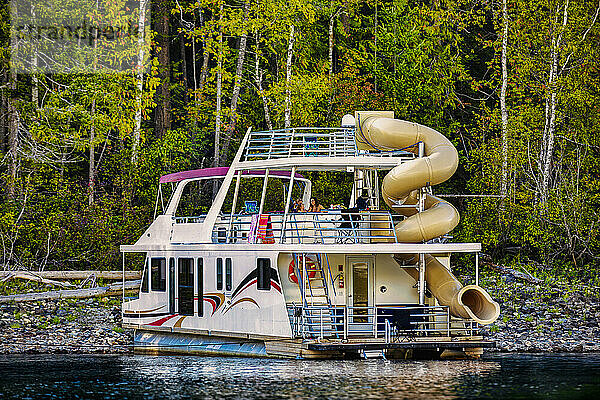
[286,304,479,341]
[208,211,398,244]
[244,127,357,161]
[243,127,416,161]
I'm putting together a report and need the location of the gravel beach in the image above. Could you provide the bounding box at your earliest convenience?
[1,272,599,354]
[0,298,132,354]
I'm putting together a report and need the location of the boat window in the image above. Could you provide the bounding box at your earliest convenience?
[141,258,149,293]
[175,180,211,218]
[257,258,271,291]
[216,258,223,290]
[178,258,194,316]
[217,227,227,243]
[236,177,286,214]
[197,258,203,317]
[175,178,237,219]
[225,258,232,291]
[151,258,166,292]
[169,258,175,314]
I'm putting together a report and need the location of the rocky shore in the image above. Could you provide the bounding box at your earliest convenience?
[0,298,132,354]
[0,272,599,355]
[476,274,600,353]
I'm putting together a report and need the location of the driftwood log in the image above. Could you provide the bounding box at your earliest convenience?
[0,271,75,288]
[480,254,543,284]
[0,270,141,280]
[0,280,141,303]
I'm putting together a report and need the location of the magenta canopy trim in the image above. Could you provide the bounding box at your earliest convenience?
[159,167,305,184]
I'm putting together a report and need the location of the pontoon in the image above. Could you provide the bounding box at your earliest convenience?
[121,111,500,359]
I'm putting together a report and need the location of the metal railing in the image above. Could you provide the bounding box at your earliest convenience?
[207,211,398,244]
[244,128,357,161]
[242,127,416,161]
[173,216,207,224]
[287,304,479,341]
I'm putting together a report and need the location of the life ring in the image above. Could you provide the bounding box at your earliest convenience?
[288,255,317,284]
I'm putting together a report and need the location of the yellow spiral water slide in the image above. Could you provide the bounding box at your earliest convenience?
[357,113,500,325]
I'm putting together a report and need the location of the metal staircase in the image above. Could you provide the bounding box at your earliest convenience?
[292,253,338,339]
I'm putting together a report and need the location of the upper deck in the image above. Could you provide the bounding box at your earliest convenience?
[122,113,477,252]
[239,127,415,170]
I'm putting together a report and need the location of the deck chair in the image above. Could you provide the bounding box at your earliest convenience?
[244,200,258,214]
[304,137,318,156]
[336,208,361,243]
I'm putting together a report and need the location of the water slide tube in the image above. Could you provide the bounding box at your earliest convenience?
[356,114,500,325]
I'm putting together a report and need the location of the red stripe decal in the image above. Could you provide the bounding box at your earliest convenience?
[233,278,257,300]
[148,314,179,326]
[271,281,282,293]
[204,298,217,315]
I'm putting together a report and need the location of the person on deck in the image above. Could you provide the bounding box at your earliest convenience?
[293,199,306,213]
[356,189,369,211]
[308,197,324,213]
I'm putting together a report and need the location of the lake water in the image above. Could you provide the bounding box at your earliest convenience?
[0,353,598,399]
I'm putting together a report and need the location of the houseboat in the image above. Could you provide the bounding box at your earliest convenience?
[120,111,500,359]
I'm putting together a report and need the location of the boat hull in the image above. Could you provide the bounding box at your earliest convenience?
[133,329,493,360]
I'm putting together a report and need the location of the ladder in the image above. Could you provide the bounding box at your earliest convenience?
[292,253,338,339]
[353,169,380,210]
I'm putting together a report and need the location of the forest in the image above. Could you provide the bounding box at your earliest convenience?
[0,0,599,282]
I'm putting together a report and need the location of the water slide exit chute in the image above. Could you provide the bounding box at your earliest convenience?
[356,112,500,325]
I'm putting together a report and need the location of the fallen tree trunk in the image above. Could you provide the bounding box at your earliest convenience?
[0,270,141,280]
[480,255,543,284]
[0,280,141,303]
[0,271,74,288]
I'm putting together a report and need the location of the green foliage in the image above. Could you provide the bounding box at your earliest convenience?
[0,0,599,280]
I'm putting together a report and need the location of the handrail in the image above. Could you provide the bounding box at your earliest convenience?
[286,304,479,339]
[208,211,398,244]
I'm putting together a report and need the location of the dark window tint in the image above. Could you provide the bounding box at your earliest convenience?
[178,258,194,316]
[257,258,271,291]
[225,258,232,291]
[197,258,203,317]
[216,258,223,291]
[151,258,166,292]
[141,258,149,293]
[169,258,175,314]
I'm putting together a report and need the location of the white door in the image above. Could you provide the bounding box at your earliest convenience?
[346,256,374,330]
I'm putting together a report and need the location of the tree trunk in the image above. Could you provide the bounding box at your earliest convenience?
[254,36,273,130]
[0,271,74,288]
[190,8,199,141]
[213,0,224,196]
[374,3,378,93]
[31,3,39,108]
[131,0,148,165]
[329,12,335,78]
[221,1,250,165]
[8,59,18,200]
[0,280,141,303]
[89,98,96,206]
[198,10,211,96]
[0,270,141,280]
[0,71,7,153]
[284,24,295,129]
[153,1,171,139]
[500,0,509,212]
[539,0,568,206]
[180,31,188,98]
[89,20,98,206]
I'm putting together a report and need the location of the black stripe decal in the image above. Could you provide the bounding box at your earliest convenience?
[231,266,280,299]
[123,312,170,319]
[232,269,258,299]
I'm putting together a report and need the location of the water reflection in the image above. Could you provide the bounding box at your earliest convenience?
[0,353,598,399]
